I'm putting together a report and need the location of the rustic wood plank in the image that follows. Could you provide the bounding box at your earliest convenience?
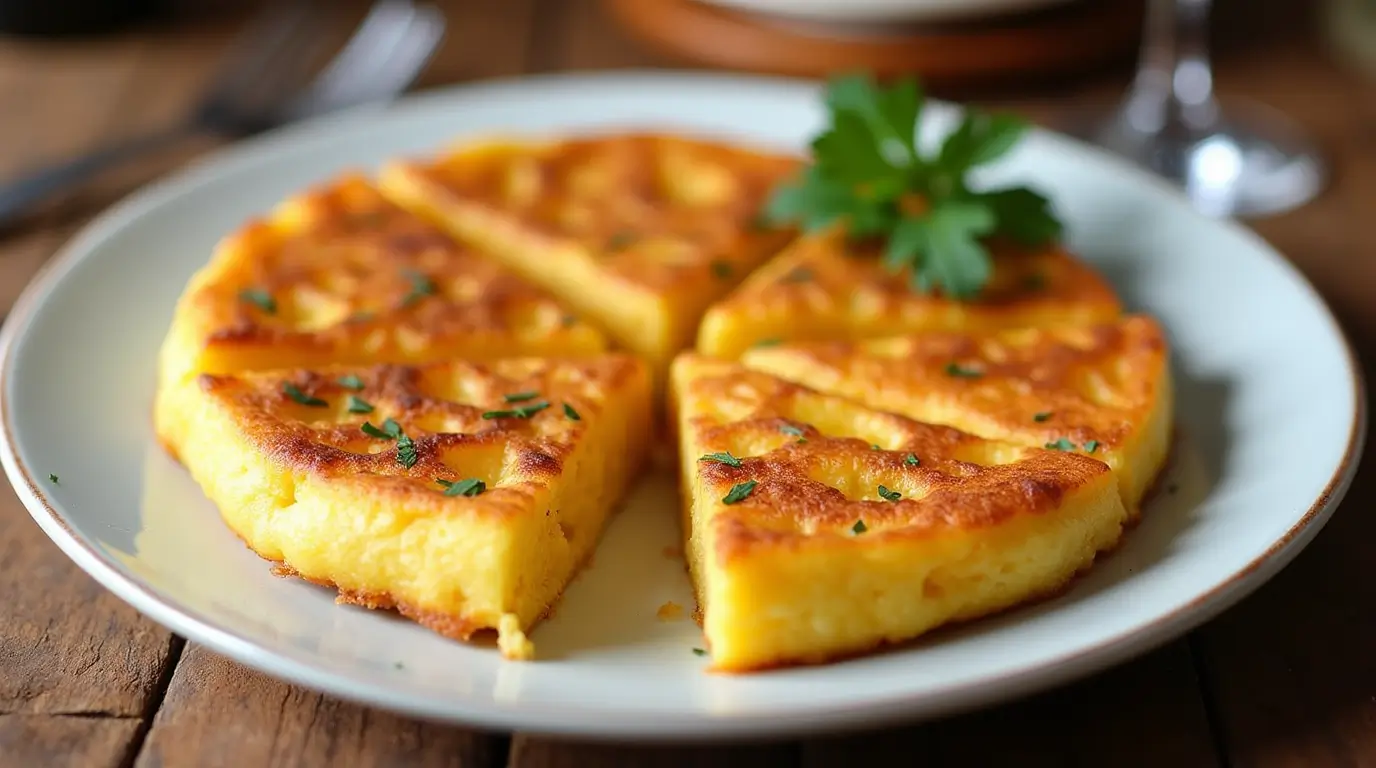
[804,644,1218,767]
[134,645,504,768]
[508,740,797,768]
[0,492,176,717]
[0,715,144,768]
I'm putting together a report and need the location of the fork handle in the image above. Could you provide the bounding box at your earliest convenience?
[0,125,195,229]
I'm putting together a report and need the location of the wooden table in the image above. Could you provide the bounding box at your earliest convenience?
[2,1,1373,765]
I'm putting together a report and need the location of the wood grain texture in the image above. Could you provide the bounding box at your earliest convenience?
[508,740,798,768]
[134,645,505,768]
[0,715,143,768]
[804,644,1218,768]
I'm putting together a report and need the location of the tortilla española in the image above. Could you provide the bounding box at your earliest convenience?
[670,354,1127,672]
[696,228,1123,359]
[156,355,652,659]
[740,316,1173,517]
[376,133,800,380]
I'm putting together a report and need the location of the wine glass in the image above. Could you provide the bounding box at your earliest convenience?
[1066,0,1326,218]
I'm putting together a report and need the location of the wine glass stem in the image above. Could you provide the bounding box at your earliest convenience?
[1122,0,1219,136]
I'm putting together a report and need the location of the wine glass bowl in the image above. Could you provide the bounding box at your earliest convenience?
[1064,0,1326,218]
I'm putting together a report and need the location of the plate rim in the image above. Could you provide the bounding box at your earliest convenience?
[0,70,1366,741]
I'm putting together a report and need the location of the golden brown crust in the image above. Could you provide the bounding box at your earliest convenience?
[195,355,645,508]
[697,229,1123,357]
[397,133,801,293]
[171,173,605,377]
[674,355,1114,564]
[741,315,1167,453]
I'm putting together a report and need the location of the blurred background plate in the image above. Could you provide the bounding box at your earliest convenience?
[696,0,1082,23]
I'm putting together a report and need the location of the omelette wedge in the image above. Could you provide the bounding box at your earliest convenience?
[377,133,800,379]
[697,229,1122,358]
[671,354,1127,672]
[740,316,1173,516]
[155,172,607,390]
[157,355,652,659]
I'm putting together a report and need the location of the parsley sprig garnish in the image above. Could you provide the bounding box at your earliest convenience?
[483,401,550,420]
[762,73,1061,299]
[438,478,486,497]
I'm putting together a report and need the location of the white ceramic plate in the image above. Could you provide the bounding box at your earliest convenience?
[699,0,1078,24]
[0,72,1363,742]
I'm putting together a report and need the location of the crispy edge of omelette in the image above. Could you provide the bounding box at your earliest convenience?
[155,355,653,660]
[670,353,1127,673]
[696,228,1124,359]
[154,170,609,393]
[737,315,1175,519]
[375,133,801,375]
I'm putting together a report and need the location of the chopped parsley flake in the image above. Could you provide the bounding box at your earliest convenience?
[337,374,365,391]
[753,338,783,348]
[944,362,983,379]
[504,390,540,403]
[400,270,436,307]
[904,453,920,466]
[607,231,637,250]
[877,485,902,502]
[698,451,742,468]
[439,478,486,497]
[482,401,550,420]
[563,403,581,421]
[361,418,404,440]
[396,433,418,469]
[692,647,709,657]
[722,480,758,505]
[283,383,327,407]
[1084,440,1100,453]
[1033,411,1052,422]
[346,395,374,414]
[710,260,733,279]
[852,519,868,534]
[238,288,276,314]
[778,424,807,443]
[47,473,58,484]
[871,443,882,450]
[1044,438,1076,451]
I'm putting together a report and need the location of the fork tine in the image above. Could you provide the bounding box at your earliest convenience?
[201,0,315,105]
[285,2,446,120]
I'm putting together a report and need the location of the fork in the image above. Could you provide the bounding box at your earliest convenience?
[0,0,445,229]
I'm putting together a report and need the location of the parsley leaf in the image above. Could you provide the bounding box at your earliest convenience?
[396,434,417,469]
[283,383,327,407]
[337,374,365,391]
[239,288,276,315]
[504,390,540,403]
[48,473,58,484]
[710,260,733,279]
[1033,411,1052,422]
[1084,440,1100,453]
[439,478,485,497]
[482,402,550,420]
[778,424,807,443]
[904,453,920,466]
[852,519,868,534]
[699,451,742,467]
[1045,438,1076,451]
[346,395,374,414]
[762,72,1060,299]
[400,270,435,308]
[692,647,709,657]
[722,480,758,505]
[361,422,392,439]
[563,403,581,421]
[877,485,902,501]
[944,362,983,378]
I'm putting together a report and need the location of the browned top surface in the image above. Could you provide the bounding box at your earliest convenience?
[400,132,801,291]
[175,173,605,369]
[740,315,1168,451]
[196,355,646,506]
[673,355,1113,560]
